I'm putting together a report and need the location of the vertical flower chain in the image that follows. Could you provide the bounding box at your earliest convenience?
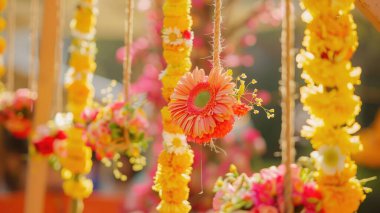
[61,0,98,204]
[153,0,194,212]
[298,1,365,212]
[0,0,7,87]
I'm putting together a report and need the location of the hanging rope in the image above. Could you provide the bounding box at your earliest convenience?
[280,0,295,212]
[123,0,134,102]
[54,0,65,113]
[29,0,39,93]
[212,0,222,72]
[6,0,15,91]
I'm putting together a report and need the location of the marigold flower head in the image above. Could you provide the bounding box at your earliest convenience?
[303,13,357,62]
[297,50,361,88]
[319,178,364,213]
[157,200,191,213]
[63,177,93,199]
[301,86,361,126]
[300,0,354,19]
[302,119,362,155]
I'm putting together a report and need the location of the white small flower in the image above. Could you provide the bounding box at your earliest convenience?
[162,27,184,46]
[54,113,73,129]
[312,145,345,175]
[163,131,188,154]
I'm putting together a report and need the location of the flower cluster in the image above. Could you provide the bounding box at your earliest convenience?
[213,164,323,213]
[65,0,98,121]
[153,0,194,212]
[83,99,150,180]
[31,123,67,156]
[0,0,6,83]
[298,0,366,212]
[169,68,271,144]
[0,89,36,139]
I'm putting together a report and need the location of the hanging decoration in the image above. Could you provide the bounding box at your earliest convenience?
[81,0,151,181]
[298,0,367,212]
[152,0,195,211]
[154,0,271,211]
[167,0,270,144]
[0,89,36,139]
[0,0,36,140]
[60,0,98,207]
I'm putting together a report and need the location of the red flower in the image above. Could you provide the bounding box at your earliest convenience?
[34,136,55,155]
[182,30,192,40]
[55,130,67,140]
[233,102,252,117]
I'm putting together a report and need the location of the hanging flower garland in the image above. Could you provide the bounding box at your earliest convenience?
[298,0,367,212]
[60,0,98,202]
[152,0,194,211]
[0,1,35,139]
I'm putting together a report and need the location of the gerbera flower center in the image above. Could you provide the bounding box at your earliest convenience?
[194,91,211,108]
[172,137,183,148]
[187,82,216,115]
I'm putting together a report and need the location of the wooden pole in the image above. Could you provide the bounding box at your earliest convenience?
[24,0,60,212]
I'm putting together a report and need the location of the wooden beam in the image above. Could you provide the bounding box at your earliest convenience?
[24,0,60,212]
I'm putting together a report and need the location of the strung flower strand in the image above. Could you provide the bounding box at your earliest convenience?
[153,0,194,212]
[298,0,367,212]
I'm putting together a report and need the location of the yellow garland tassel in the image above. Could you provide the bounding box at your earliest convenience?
[0,0,6,90]
[153,0,194,212]
[298,1,365,212]
[61,0,98,211]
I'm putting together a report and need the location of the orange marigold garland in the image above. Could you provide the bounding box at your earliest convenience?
[153,0,194,212]
[298,0,368,212]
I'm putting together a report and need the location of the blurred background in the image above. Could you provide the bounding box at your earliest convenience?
[0,0,380,212]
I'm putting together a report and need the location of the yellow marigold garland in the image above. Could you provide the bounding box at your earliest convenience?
[0,0,6,88]
[153,0,194,212]
[298,1,366,212]
[60,0,98,203]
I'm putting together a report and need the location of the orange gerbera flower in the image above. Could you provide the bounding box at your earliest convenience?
[168,67,236,143]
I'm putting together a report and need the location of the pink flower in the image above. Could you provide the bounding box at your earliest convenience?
[212,190,224,211]
[276,164,304,206]
[303,182,323,213]
[81,108,99,123]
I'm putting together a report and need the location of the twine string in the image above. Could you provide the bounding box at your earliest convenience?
[28,0,39,93]
[6,0,15,91]
[123,0,134,102]
[212,0,222,73]
[280,0,295,212]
